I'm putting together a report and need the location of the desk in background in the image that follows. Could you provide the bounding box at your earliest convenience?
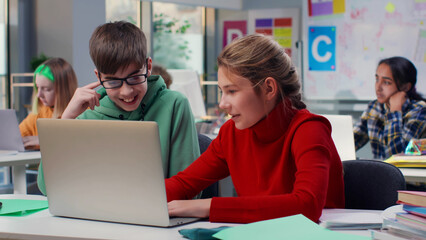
[0,151,41,194]
[399,168,426,183]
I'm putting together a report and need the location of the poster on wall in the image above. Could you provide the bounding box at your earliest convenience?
[248,9,300,60]
[223,21,247,48]
[308,0,345,17]
[308,26,336,71]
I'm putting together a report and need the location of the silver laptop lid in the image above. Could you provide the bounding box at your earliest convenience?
[0,109,25,152]
[37,119,172,227]
[321,114,356,161]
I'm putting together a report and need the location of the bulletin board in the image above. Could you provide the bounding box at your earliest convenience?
[248,8,300,61]
[303,0,426,100]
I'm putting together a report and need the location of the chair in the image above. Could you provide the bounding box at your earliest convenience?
[198,134,219,198]
[343,159,406,210]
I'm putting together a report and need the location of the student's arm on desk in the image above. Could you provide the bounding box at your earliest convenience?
[22,136,40,150]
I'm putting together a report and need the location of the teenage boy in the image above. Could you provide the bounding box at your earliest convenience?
[37,21,200,195]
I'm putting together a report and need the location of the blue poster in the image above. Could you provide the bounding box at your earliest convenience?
[308,26,336,71]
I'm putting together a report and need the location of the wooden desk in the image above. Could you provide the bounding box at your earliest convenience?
[0,194,374,240]
[0,151,41,194]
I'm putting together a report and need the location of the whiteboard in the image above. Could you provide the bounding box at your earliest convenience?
[303,0,426,100]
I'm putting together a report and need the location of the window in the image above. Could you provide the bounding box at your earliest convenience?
[152,2,204,74]
[105,0,140,27]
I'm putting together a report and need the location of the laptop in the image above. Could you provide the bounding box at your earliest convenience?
[0,109,26,153]
[321,114,357,161]
[37,119,200,227]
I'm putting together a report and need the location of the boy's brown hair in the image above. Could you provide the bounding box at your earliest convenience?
[89,21,147,75]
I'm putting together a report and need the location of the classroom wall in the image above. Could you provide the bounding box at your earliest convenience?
[37,0,73,66]
[216,0,304,68]
[36,0,105,87]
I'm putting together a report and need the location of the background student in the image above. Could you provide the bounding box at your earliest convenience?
[166,34,345,224]
[37,21,200,195]
[19,57,78,150]
[152,63,173,89]
[354,56,426,160]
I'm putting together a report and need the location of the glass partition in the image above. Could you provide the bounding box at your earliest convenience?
[106,0,140,27]
[0,0,7,109]
[152,2,204,74]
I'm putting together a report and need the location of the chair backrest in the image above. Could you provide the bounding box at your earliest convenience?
[168,69,206,119]
[343,159,406,210]
[198,133,212,154]
[321,114,356,161]
[197,134,219,198]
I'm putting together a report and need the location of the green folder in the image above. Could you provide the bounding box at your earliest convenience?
[0,199,48,216]
[213,214,370,240]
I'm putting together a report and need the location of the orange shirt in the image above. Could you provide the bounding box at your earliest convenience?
[19,105,53,136]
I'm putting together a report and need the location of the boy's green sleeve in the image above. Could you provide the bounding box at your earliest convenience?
[168,97,200,177]
[37,160,47,195]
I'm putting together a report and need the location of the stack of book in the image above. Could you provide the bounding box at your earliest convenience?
[377,191,426,239]
[385,138,426,168]
[385,154,426,168]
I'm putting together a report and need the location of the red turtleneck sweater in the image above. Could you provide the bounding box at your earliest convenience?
[166,102,345,223]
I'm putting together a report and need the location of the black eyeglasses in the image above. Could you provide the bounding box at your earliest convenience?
[98,61,149,89]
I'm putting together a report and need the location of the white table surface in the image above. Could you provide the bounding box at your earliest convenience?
[0,151,41,194]
[398,167,426,183]
[0,194,377,240]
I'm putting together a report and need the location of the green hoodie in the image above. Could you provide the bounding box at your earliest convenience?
[38,75,200,195]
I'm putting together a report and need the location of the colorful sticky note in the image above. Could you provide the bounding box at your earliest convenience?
[385,2,395,13]
[309,0,345,17]
[0,199,48,216]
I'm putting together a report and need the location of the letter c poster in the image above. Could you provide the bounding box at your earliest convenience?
[308,26,336,71]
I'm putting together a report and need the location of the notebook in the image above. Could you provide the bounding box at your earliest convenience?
[0,109,26,153]
[37,119,200,227]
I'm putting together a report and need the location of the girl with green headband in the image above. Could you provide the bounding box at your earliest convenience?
[19,57,78,150]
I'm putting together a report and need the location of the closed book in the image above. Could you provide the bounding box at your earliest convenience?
[393,154,426,160]
[395,213,426,231]
[383,218,426,239]
[370,229,410,240]
[385,154,426,167]
[397,190,426,207]
[402,204,426,218]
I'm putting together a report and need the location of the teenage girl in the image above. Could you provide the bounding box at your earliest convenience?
[19,57,78,150]
[165,34,345,223]
[354,56,426,159]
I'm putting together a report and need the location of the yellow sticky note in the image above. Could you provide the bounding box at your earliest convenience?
[385,2,395,13]
[276,38,292,48]
[334,0,345,14]
[273,28,292,37]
